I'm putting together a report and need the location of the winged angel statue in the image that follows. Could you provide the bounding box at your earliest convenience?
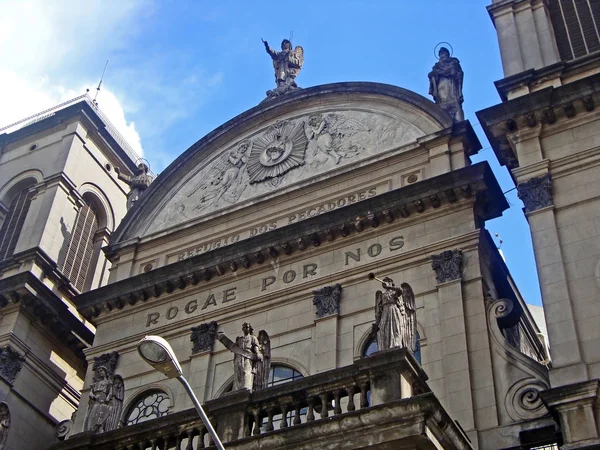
[84,353,124,433]
[217,323,271,392]
[263,38,304,99]
[374,277,417,352]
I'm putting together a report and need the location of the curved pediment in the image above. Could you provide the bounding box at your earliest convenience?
[112,82,452,244]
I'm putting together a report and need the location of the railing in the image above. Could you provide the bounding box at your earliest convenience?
[50,348,472,450]
[0,94,151,175]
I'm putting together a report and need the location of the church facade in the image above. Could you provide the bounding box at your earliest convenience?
[0,1,598,449]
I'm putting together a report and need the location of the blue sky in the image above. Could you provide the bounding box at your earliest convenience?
[0,0,542,305]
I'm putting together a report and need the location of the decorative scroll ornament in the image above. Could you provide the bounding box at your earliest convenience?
[84,352,124,433]
[56,412,75,441]
[312,284,342,318]
[517,174,553,213]
[191,321,218,354]
[247,121,308,184]
[216,323,271,392]
[431,250,463,284]
[487,298,550,423]
[0,347,24,384]
[0,402,9,450]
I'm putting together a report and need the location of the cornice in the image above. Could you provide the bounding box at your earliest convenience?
[75,162,506,322]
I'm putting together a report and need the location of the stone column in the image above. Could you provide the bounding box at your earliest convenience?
[312,284,342,373]
[188,321,218,404]
[431,250,477,437]
[517,174,586,386]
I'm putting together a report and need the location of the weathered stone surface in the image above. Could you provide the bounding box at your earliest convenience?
[431,249,463,284]
[517,174,553,213]
[0,347,24,384]
[190,321,219,354]
[312,283,342,318]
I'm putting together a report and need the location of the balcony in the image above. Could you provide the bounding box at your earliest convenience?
[50,348,471,450]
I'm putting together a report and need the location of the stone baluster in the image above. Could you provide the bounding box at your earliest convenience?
[319,393,329,419]
[150,438,158,450]
[293,402,302,425]
[306,398,315,422]
[346,385,356,412]
[333,390,342,415]
[359,383,369,408]
[280,404,289,428]
[264,407,275,432]
[252,411,262,435]
[174,434,182,450]
[161,433,170,450]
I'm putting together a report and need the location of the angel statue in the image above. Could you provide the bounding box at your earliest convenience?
[262,38,304,99]
[374,276,417,353]
[84,365,124,433]
[217,323,271,392]
[115,160,154,210]
[428,46,464,122]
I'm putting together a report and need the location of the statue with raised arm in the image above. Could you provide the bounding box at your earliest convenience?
[262,38,304,100]
[116,161,154,209]
[373,277,417,352]
[217,323,271,391]
[428,47,464,122]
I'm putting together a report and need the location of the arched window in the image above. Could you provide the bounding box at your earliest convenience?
[363,332,422,364]
[125,390,170,426]
[59,199,100,292]
[0,188,35,262]
[267,365,303,387]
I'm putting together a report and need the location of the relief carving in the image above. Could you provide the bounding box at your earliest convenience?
[0,402,9,450]
[312,283,342,318]
[0,346,24,384]
[84,352,124,434]
[191,321,219,354]
[431,250,463,284]
[517,174,553,213]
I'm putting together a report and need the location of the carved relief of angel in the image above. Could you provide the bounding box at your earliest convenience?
[374,277,417,352]
[187,141,253,212]
[304,113,368,168]
[84,367,124,433]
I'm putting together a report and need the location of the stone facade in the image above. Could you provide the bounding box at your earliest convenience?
[479,1,600,447]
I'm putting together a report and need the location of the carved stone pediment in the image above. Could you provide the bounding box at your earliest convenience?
[0,347,24,384]
[191,321,218,354]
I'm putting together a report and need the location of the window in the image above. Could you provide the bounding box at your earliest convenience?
[363,332,422,364]
[549,0,600,61]
[125,390,170,426]
[59,200,99,292]
[0,188,34,262]
[267,366,303,387]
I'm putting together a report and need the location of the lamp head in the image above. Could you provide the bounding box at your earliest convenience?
[138,335,183,379]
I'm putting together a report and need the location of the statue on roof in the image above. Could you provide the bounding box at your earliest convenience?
[116,160,154,209]
[428,46,464,122]
[262,38,304,100]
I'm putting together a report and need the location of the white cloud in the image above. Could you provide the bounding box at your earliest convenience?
[0,0,145,156]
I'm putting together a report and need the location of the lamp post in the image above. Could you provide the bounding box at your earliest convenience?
[137,335,225,450]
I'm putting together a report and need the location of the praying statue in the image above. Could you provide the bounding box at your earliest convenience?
[262,38,304,99]
[374,277,417,352]
[217,323,271,391]
[428,46,464,122]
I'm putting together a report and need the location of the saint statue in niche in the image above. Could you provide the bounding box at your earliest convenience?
[262,38,304,99]
[428,46,464,122]
[217,323,271,391]
[373,276,417,352]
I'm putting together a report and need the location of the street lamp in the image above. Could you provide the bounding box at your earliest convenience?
[137,335,225,450]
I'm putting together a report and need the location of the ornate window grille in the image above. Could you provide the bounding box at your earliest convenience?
[125,390,170,426]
